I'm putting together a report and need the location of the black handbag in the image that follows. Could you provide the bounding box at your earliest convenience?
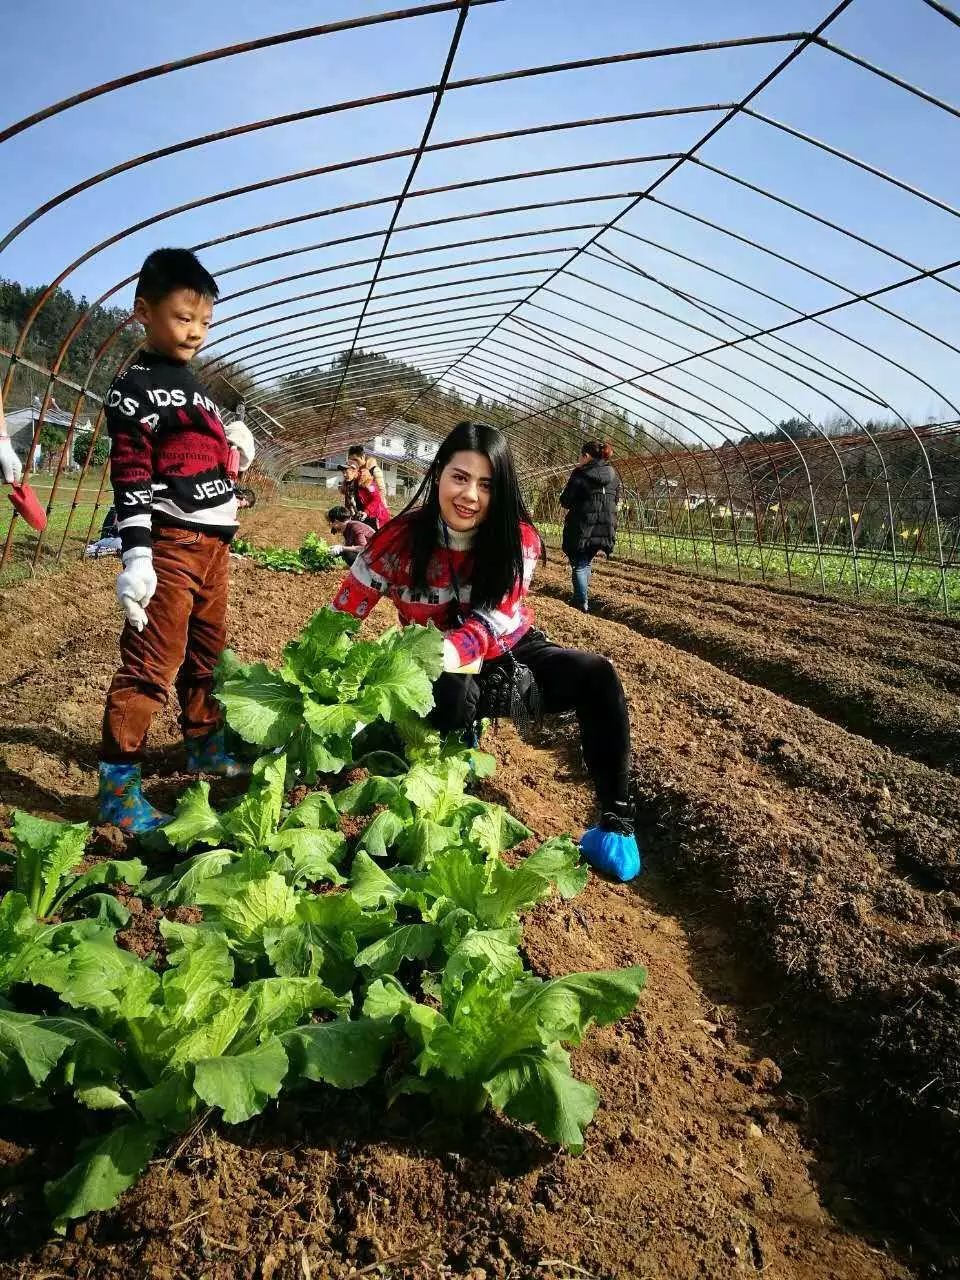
[476,637,543,737]
[441,526,542,738]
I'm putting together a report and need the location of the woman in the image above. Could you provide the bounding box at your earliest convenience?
[559,441,620,612]
[331,420,640,881]
[342,447,391,529]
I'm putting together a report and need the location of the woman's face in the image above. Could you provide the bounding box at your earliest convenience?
[438,449,493,531]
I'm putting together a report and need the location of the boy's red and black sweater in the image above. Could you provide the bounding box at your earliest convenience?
[106,350,237,557]
[332,512,542,665]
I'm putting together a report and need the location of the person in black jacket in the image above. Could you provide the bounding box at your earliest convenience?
[559,440,620,611]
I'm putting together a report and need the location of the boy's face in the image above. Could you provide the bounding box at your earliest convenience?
[329,519,345,535]
[134,287,213,363]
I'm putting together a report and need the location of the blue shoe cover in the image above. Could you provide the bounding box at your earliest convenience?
[185,727,248,778]
[98,762,169,835]
[580,825,642,881]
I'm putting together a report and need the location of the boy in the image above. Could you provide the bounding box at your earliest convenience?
[326,503,375,564]
[347,443,384,493]
[98,248,255,833]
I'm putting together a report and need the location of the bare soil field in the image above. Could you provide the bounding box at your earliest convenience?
[0,505,957,1279]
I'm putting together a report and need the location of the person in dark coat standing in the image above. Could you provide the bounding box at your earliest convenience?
[559,440,620,612]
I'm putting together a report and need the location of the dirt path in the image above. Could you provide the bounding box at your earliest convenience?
[0,505,955,1278]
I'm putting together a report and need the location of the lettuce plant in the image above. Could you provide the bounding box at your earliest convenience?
[2,811,145,924]
[215,611,445,780]
[365,940,646,1150]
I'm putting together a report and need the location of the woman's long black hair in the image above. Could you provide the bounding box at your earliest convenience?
[398,421,538,610]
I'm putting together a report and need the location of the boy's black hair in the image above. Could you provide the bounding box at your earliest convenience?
[347,444,366,458]
[327,505,350,523]
[136,248,219,304]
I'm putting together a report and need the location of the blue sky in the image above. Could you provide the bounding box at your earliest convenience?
[1,0,958,438]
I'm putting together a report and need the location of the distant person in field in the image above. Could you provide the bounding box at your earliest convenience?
[98,248,256,834]
[559,440,620,613]
[330,420,641,881]
[341,444,390,529]
[0,386,23,484]
[326,503,375,564]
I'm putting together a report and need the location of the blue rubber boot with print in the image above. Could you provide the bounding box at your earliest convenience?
[97,762,170,835]
[185,727,249,778]
[580,801,642,882]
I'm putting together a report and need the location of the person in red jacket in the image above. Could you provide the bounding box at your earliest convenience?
[332,420,640,880]
[342,452,391,528]
[97,248,256,834]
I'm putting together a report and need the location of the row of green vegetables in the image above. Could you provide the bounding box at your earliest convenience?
[0,610,645,1231]
[231,530,339,573]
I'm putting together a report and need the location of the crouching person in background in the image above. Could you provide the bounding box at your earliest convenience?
[329,420,641,881]
[98,248,256,833]
[326,503,375,565]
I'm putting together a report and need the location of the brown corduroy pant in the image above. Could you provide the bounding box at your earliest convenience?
[101,525,230,763]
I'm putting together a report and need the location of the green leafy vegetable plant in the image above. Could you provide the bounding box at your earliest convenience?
[0,922,393,1230]
[215,612,445,780]
[146,753,347,907]
[298,531,338,571]
[1,811,144,923]
[231,532,339,574]
[365,940,646,1150]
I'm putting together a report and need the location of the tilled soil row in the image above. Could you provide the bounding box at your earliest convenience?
[532,591,960,1261]
[537,550,960,775]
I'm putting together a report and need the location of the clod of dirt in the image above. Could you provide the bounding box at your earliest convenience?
[115,901,165,962]
[736,1058,783,1091]
[166,906,203,926]
[338,814,367,842]
[90,823,127,857]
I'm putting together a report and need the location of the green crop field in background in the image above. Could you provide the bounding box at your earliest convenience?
[540,524,960,611]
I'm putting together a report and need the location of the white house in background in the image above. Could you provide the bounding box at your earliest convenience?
[295,420,441,496]
[3,404,94,469]
[370,433,406,459]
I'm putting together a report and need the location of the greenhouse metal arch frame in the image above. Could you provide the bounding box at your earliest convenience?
[1,0,958,611]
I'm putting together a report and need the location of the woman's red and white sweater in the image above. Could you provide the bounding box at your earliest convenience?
[332,514,541,665]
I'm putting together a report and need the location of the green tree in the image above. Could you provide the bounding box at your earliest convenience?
[38,423,66,452]
[74,432,110,468]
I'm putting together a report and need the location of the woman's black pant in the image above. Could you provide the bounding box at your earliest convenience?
[429,629,630,812]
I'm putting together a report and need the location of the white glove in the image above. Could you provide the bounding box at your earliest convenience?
[442,637,482,675]
[116,549,157,632]
[0,436,22,484]
[224,420,255,472]
[330,544,345,556]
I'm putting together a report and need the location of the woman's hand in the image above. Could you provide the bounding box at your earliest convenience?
[442,637,483,674]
